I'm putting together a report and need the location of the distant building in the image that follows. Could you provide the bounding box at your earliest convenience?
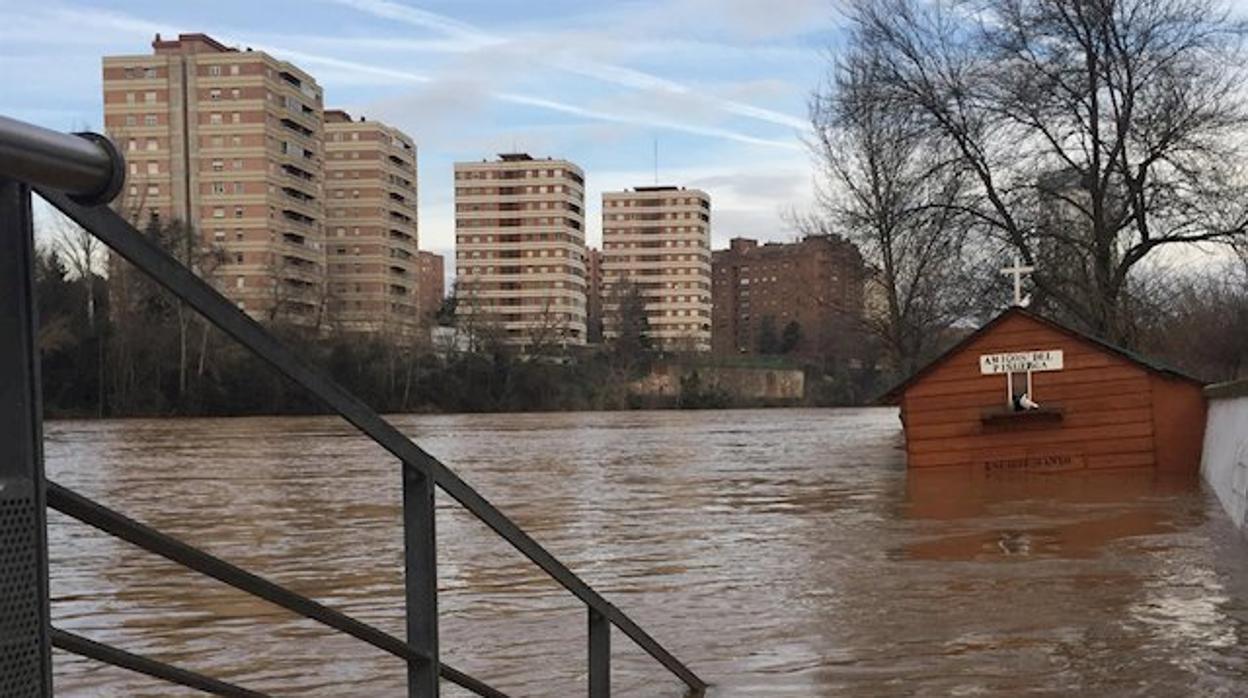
[323,109,420,335]
[601,186,712,351]
[711,235,865,357]
[453,154,588,347]
[586,247,603,343]
[102,33,326,323]
[417,250,445,322]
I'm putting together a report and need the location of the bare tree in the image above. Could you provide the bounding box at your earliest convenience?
[810,45,986,377]
[48,215,108,415]
[51,217,104,320]
[604,280,654,377]
[523,295,574,359]
[453,281,505,353]
[844,0,1248,344]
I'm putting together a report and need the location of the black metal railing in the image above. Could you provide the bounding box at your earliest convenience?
[0,114,707,697]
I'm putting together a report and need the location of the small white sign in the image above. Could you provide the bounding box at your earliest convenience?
[979,350,1063,375]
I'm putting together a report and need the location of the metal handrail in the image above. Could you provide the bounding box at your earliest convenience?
[0,115,707,697]
[0,115,123,205]
[46,481,504,697]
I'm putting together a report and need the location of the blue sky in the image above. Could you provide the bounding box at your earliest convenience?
[1,0,842,269]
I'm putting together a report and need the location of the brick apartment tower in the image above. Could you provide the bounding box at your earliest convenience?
[601,186,712,351]
[102,33,326,323]
[453,154,588,347]
[586,247,604,343]
[417,250,445,322]
[711,235,865,357]
[323,109,421,335]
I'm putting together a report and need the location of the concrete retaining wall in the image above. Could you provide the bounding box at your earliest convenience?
[1200,379,1248,533]
[630,363,805,401]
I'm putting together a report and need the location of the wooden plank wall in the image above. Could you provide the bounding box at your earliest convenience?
[901,313,1158,470]
[1150,374,1207,472]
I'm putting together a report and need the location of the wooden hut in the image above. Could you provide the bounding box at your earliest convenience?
[879,308,1207,474]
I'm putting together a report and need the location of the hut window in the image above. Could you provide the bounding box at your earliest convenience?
[1008,371,1032,409]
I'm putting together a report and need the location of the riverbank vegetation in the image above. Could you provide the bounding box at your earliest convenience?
[33,230,1243,420]
[32,240,879,418]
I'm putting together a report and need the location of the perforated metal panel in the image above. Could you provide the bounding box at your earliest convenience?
[0,485,44,697]
[0,180,51,696]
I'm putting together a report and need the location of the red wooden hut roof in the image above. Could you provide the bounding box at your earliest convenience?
[877,307,1204,405]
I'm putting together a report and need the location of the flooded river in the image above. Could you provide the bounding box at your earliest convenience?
[45,408,1248,696]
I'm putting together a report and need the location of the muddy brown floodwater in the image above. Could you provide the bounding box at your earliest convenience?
[43,408,1248,696]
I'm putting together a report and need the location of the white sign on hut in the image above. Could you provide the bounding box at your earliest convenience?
[979,350,1064,375]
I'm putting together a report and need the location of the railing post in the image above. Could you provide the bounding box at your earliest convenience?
[403,463,439,697]
[588,607,610,698]
[0,178,54,696]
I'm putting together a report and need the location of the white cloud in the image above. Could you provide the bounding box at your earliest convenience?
[322,0,501,47]
[324,0,809,132]
[495,93,802,150]
[30,2,801,151]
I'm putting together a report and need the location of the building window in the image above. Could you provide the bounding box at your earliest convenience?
[211,183,226,194]
[146,162,159,175]
[209,89,221,101]
[231,112,241,124]
[144,91,157,104]
[146,185,159,196]
[144,114,157,126]
[209,65,222,77]
[145,139,158,151]
[212,207,225,218]
[234,206,244,218]
[124,114,136,127]
[210,113,223,125]
[211,160,224,171]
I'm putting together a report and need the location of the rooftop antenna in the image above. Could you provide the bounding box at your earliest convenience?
[653,137,659,185]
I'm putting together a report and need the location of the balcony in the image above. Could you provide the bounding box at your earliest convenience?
[280,162,315,182]
[282,210,316,227]
[282,122,316,144]
[388,229,416,246]
[387,153,412,172]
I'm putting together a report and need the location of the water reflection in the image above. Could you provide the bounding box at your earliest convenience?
[43,409,1248,696]
[899,470,1200,560]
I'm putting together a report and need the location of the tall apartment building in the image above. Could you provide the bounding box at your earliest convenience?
[712,235,865,357]
[601,186,711,351]
[586,247,604,343]
[417,250,445,322]
[102,33,325,322]
[453,154,588,347]
[323,109,420,334]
